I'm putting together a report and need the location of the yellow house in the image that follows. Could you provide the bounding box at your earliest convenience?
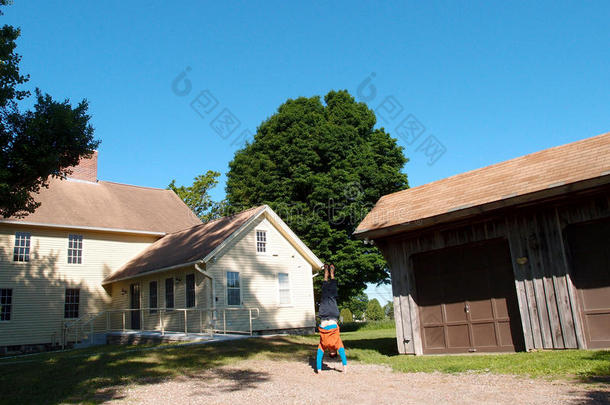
[0,154,320,352]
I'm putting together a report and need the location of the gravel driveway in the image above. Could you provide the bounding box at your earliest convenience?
[109,359,609,405]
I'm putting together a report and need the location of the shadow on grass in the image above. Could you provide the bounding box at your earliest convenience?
[578,350,610,384]
[0,337,314,404]
[340,321,395,332]
[344,337,399,357]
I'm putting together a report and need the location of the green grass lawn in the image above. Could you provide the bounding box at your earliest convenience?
[0,325,608,404]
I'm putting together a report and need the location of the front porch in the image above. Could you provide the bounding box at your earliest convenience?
[63,307,260,349]
[105,330,251,345]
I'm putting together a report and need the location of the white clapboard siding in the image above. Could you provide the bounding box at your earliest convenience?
[207,215,316,332]
[0,225,157,346]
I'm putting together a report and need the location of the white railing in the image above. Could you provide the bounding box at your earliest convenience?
[222,307,260,336]
[62,306,260,347]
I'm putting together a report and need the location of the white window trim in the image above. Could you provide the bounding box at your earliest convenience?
[12,232,31,263]
[277,272,293,307]
[67,234,84,265]
[225,270,242,307]
[255,229,268,255]
[185,273,197,308]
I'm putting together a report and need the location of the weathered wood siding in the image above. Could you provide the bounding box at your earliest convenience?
[378,190,610,354]
[0,225,156,346]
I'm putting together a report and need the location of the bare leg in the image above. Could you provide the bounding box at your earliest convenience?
[324,264,329,282]
[330,264,335,280]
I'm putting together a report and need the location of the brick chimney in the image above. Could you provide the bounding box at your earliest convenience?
[67,151,98,182]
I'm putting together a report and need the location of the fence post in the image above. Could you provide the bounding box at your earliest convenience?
[249,309,253,336]
[199,310,203,334]
[161,310,165,335]
[223,310,226,334]
[122,312,125,332]
[106,312,110,332]
[184,310,187,334]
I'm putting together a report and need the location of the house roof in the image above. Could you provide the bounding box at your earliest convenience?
[355,132,610,239]
[2,177,202,234]
[103,205,323,285]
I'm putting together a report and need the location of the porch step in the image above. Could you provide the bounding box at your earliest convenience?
[106,331,215,345]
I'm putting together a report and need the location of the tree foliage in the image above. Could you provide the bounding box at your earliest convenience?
[226,90,408,303]
[384,301,394,320]
[339,307,353,323]
[366,298,384,321]
[0,2,99,217]
[341,291,369,320]
[167,171,221,221]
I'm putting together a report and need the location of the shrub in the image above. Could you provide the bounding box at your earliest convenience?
[384,302,394,320]
[340,308,353,323]
[366,298,384,321]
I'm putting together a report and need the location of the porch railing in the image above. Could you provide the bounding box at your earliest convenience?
[62,306,260,348]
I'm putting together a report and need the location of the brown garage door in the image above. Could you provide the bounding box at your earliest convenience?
[413,239,524,354]
[567,219,610,349]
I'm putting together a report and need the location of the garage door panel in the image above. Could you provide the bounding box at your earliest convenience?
[445,302,467,322]
[471,323,497,347]
[588,313,610,344]
[469,299,494,321]
[420,305,443,325]
[497,321,515,346]
[494,298,510,318]
[423,326,445,349]
[446,324,470,348]
[582,286,610,310]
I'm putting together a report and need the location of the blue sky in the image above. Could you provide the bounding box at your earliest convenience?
[5,1,609,304]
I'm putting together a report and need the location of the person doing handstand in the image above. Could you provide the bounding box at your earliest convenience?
[316,264,347,374]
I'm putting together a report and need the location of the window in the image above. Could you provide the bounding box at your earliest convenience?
[13,232,31,262]
[149,281,158,314]
[64,289,80,319]
[278,273,291,305]
[186,274,196,308]
[256,230,267,253]
[165,278,174,309]
[0,289,12,321]
[67,234,83,264]
[226,271,240,306]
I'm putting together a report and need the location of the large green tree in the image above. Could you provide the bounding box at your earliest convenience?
[226,90,408,303]
[0,1,99,218]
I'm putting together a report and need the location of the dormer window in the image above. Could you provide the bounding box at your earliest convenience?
[256,230,267,253]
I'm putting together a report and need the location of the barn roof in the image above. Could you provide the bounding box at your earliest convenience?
[102,205,323,284]
[355,132,610,239]
[1,177,202,235]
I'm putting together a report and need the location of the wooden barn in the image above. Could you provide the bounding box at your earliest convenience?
[355,132,610,355]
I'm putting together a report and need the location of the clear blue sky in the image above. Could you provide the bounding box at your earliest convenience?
[5,1,609,303]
